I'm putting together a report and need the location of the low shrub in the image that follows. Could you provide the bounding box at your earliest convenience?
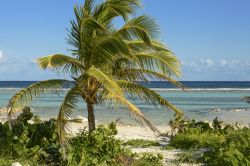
[123,139,160,148]
[67,122,134,165]
[0,107,64,165]
[202,127,250,166]
[167,117,250,166]
[167,128,225,149]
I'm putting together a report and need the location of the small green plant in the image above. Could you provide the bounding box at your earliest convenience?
[139,153,163,166]
[123,139,160,148]
[130,153,163,166]
[67,122,134,165]
[169,114,188,137]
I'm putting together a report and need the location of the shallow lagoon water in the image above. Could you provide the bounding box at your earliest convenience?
[1,87,250,125]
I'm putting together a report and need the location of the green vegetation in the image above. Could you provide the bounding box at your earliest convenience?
[134,153,163,166]
[0,107,165,165]
[167,115,250,165]
[0,107,63,165]
[123,139,160,148]
[67,122,133,165]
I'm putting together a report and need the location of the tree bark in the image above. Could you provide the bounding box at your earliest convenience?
[87,102,96,131]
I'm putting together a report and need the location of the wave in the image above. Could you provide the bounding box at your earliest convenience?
[212,108,248,112]
[151,88,250,91]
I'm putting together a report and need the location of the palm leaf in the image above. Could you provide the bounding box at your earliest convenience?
[117,80,183,115]
[37,54,83,75]
[93,0,141,24]
[116,68,185,89]
[7,79,70,116]
[81,17,106,33]
[136,51,181,77]
[91,36,132,64]
[105,92,160,133]
[87,66,123,95]
[126,40,171,52]
[116,15,159,44]
[57,87,80,149]
[83,0,95,16]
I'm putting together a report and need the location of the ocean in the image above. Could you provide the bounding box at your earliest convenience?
[1,81,250,125]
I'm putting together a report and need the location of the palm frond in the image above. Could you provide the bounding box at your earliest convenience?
[7,79,70,116]
[112,68,148,81]
[87,66,123,95]
[79,17,107,63]
[81,17,106,33]
[67,20,81,54]
[126,40,171,52]
[84,0,95,16]
[117,80,183,115]
[37,54,83,75]
[57,87,80,149]
[116,15,159,44]
[136,51,182,77]
[93,0,141,24]
[91,36,132,64]
[116,68,185,89]
[105,92,160,133]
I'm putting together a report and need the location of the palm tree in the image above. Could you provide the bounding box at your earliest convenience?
[7,0,183,147]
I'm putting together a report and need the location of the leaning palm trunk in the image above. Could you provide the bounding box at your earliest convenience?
[87,102,95,131]
[7,0,184,151]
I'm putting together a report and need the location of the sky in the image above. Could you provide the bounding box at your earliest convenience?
[0,0,250,81]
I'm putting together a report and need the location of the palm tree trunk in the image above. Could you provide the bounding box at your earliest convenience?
[87,102,96,131]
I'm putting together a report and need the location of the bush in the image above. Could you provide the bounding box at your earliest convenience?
[202,127,250,166]
[167,128,225,149]
[0,107,63,165]
[67,122,134,165]
[167,117,250,166]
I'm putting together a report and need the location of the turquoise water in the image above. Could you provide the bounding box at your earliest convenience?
[1,88,250,125]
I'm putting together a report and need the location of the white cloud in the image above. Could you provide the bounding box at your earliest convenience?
[183,58,215,71]
[199,58,214,67]
[220,60,227,66]
[183,58,250,73]
[205,59,213,66]
[181,58,250,80]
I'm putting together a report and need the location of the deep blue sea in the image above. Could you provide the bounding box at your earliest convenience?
[1,81,250,125]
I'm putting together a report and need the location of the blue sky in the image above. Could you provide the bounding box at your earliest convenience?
[0,0,250,81]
